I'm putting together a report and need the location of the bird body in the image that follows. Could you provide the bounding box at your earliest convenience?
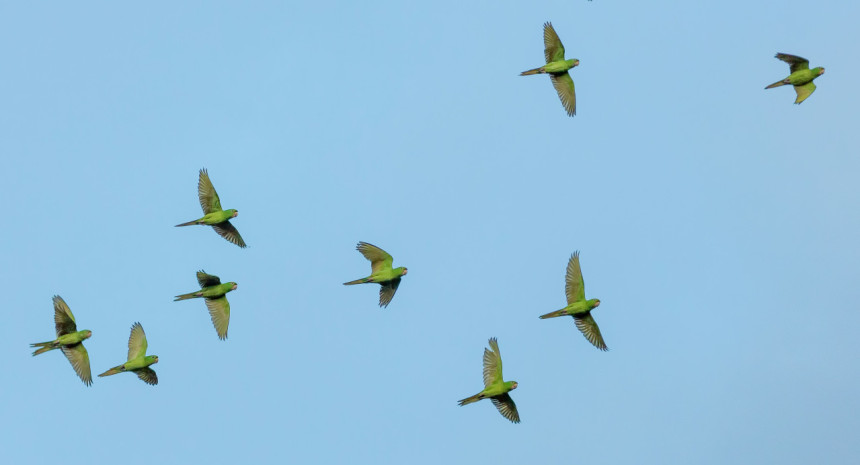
[175,271,236,340]
[99,322,159,385]
[539,252,607,351]
[765,53,825,104]
[521,22,579,116]
[458,338,520,423]
[344,242,407,308]
[176,168,246,247]
[30,295,93,386]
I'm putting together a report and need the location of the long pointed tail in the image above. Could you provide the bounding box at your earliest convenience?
[98,365,124,377]
[520,66,546,76]
[174,292,201,301]
[765,79,787,89]
[343,277,370,285]
[458,393,484,406]
[30,341,55,356]
[539,308,569,319]
[175,219,201,227]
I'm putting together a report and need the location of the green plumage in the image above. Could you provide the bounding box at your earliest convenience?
[344,242,408,308]
[175,270,237,340]
[176,168,247,248]
[765,53,825,104]
[520,22,580,116]
[30,295,93,386]
[458,338,520,423]
[539,252,607,351]
[98,322,159,385]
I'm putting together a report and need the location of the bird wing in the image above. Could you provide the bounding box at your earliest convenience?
[127,322,148,361]
[543,22,566,63]
[491,394,521,423]
[574,313,607,351]
[550,72,577,117]
[53,295,78,336]
[212,221,247,248]
[135,367,158,385]
[564,251,586,304]
[197,270,222,288]
[793,82,816,104]
[378,278,401,308]
[356,242,394,274]
[205,296,231,340]
[482,337,503,387]
[62,343,92,386]
[776,53,809,73]
[197,168,223,214]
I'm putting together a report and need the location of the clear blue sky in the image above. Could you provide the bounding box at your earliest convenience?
[3,1,859,464]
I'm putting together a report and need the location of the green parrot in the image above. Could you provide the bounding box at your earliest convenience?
[458,337,520,423]
[765,53,825,104]
[175,270,237,340]
[343,242,408,308]
[98,322,159,385]
[539,251,607,351]
[521,22,580,116]
[30,295,93,386]
[176,168,246,248]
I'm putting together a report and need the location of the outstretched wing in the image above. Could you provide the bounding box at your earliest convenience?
[62,343,93,386]
[550,72,576,117]
[543,22,566,63]
[379,278,401,308]
[356,242,394,274]
[574,313,607,351]
[205,296,231,340]
[212,221,247,248]
[53,295,77,336]
[197,270,222,288]
[135,367,158,385]
[127,322,148,361]
[775,53,809,74]
[491,394,521,423]
[793,82,816,104]
[482,337,503,387]
[198,168,223,214]
[564,252,586,304]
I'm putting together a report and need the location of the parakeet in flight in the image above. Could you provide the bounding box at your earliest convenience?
[458,337,520,423]
[539,251,607,350]
[30,295,93,386]
[175,270,237,340]
[765,53,825,104]
[176,168,246,248]
[98,322,159,385]
[343,242,407,308]
[520,22,580,116]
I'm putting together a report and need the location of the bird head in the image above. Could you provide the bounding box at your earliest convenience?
[510,381,519,390]
[230,282,238,290]
[149,355,159,364]
[83,330,93,339]
[593,299,601,308]
[230,209,239,218]
[818,67,825,75]
[401,267,408,276]
[572,59,580,67]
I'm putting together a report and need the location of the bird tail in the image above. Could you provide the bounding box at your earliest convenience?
[539,308,569,319]
[765,79,787,89]
[520,66,546,76]
[175,219,200,227]
[98,365,124,377]
[174,292,200,301]
[30,341,55,356]
[343,277,370,285]
[458,393,484,406]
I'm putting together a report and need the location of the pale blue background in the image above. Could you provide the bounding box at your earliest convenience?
[2,1,859,464]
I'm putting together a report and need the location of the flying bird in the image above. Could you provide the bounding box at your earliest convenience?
[343,242,407,308]
[765,53,825,104]
[458,337,520,423]
[539,252,607,350]
[30,295,93,386]
[175,270,237,340]
[176,168,246,248]
[520,22,580,116]
[98,322,159,385]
